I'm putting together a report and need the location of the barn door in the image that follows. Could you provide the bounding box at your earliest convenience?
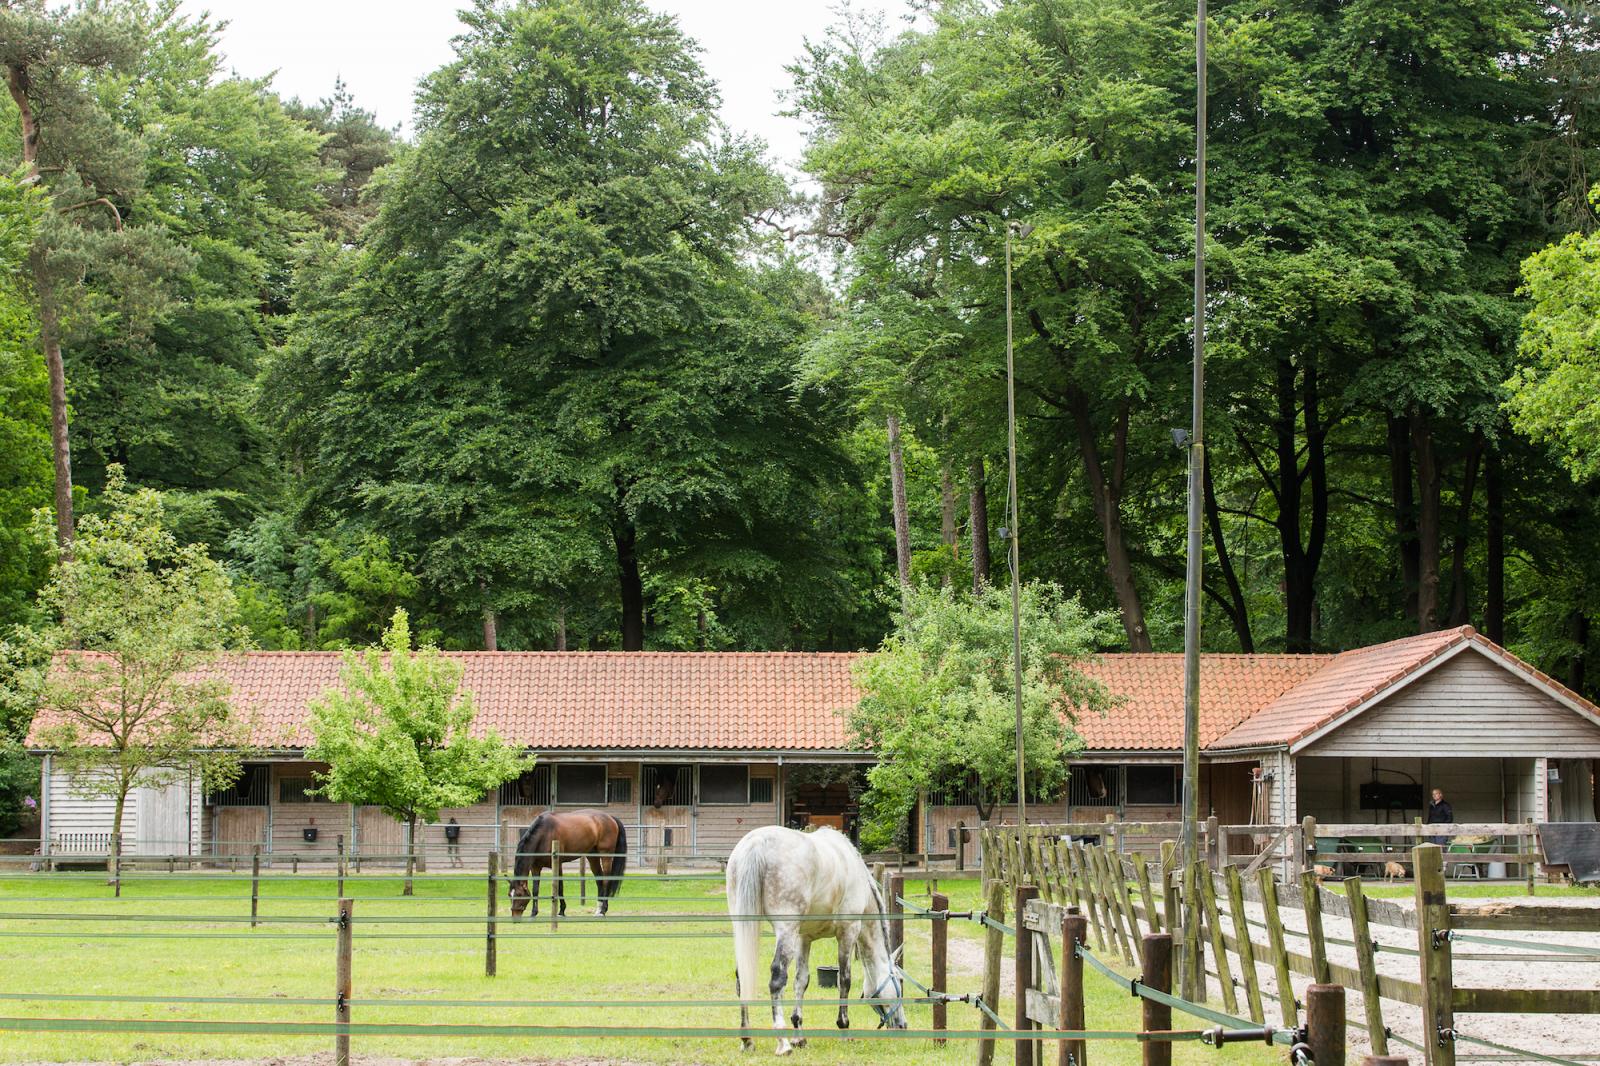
[356,807,407,864]
[213,808,267,856]
[135,779,190,856]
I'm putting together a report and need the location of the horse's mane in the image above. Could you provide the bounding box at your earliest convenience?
[513,814,548,877]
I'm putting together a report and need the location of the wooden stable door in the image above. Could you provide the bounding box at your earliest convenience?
[213,808,266,856]
[356,807,407,861]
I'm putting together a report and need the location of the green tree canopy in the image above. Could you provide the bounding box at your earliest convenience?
[847,582,1117,849]
[306,609,532,891]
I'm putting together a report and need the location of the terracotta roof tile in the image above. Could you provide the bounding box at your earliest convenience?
[1207,627,1474,750]
[37,629,1587,757]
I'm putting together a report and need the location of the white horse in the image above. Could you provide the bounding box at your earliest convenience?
[726,825,907,1055]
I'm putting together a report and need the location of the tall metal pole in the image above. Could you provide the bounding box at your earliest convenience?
[1006,222,1027,830]
[1178,0,1207,999]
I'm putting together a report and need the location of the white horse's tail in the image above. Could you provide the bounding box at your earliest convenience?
[728,846,766,1009]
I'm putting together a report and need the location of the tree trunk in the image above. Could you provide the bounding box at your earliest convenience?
[35,268,74,552]
[109,787,127,890]
[1273,354,1328,653]
[1388,415,1420,623]
[1447,434,1484,627]
[1485,452,1504,644]
[887,414,912,591]
[614,517,644,651]
[940,465,959,559]
[1410,410,1442,633]
[970,459,991,593]
[1070,394,1151,652]
[554,604,567,651]
[1203,449,1254,652]
[404,814,416,896]
[1568,611,1590,694]
[480,579,498,651]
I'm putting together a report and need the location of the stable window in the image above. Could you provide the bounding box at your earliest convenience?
[699,765,750,805]
[278,776,318,804]
[642,765,692,807]
[556,764,606,805]
[1124,765,1179,806]
[607,776,633,804]
[749,777,774,804]
[499,765,552,806]
[1068,765,1119,807]
[209,764,269,806]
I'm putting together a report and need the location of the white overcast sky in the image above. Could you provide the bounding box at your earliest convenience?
[177,0,913,178]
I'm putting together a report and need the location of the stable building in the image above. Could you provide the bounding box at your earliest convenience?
[27,626,1600,863]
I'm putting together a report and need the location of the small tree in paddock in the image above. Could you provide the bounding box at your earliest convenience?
[34,470,251,882]
[847,582,1117,850]
[306,609,532,893]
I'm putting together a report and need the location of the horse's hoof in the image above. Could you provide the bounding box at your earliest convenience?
[836,1014,849,1030]
[775,1041,793,1056]
[741,1039,754,1052]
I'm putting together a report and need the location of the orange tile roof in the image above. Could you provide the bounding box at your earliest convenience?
[35,628,1591,756]
[1073,653,1332,751]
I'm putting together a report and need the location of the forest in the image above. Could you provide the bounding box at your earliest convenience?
[3,0,1600,703]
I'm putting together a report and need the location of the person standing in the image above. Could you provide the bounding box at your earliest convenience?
[445,817,462,868]
[1425,788,1454,846]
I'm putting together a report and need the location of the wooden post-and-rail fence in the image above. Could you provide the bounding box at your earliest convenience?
[980,825,1596,1066]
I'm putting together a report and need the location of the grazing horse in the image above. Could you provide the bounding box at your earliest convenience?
[727,825,906,1055]
[508,810,627,918]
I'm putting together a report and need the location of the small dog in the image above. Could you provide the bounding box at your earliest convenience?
[1383,860,1407,881]
[1313,864,1336,879]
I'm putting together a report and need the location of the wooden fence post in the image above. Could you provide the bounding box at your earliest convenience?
[1113,853,1143,950]
[1014,884,1039,1066]
[1524,817,1536,896]
[1205,816,1219,871]
[1346,876,1388,1057]
[251,845,261,928]
[1101,846,1136,962]
[1133,854,1158,935]
[1199,868,1238,1014]
[931,890,949,1044]
[888,873,905,963]
[111,831,121,898]
[486,850,498,978]
[1301,870,1332,984]
[1180,861,1205,1002]
[334,897,353,1066]
[1225,864,1265,1023]
[1305,983,1347,1066]
[336,834,346,899]
[1414,844,1455,1066]
[978,879,1006,1066]
[1257,868,1298,1027]
[1218,824,1231,872]
[957,822,966,872]
[1061,910,1087,1066]
[1057,839,1079,910]
[1159,843,1179,936]
[1141,932,1173,1066]
[1302,815,1319,877]
[1070,843,1104,950]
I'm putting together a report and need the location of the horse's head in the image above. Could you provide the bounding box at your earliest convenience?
[859,921,908,1029]
[508,877,533,917]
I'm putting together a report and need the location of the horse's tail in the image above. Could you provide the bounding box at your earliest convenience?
[728,843,765,1009]
[608,815,628,897]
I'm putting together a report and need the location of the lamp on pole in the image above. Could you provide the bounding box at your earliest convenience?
[1178,0,1208,998]
[1005,219,1033,828]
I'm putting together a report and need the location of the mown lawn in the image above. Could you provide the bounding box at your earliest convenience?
[0,868,1286,1065]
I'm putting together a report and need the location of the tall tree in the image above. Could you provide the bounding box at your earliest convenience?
[272,0,861,651]
[32,469,251,884]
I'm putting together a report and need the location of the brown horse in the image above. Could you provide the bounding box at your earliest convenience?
[508,810,627,918]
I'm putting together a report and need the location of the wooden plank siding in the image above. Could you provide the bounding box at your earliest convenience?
[1302,650,1600,758]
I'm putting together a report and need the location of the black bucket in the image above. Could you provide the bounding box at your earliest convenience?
[817,965,838,989]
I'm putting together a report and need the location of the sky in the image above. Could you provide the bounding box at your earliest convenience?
[177,0,913,178]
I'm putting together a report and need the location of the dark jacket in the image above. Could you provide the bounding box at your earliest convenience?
[1426,799,1454,825]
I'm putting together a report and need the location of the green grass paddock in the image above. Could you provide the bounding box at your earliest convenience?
[0,870,1283,1065]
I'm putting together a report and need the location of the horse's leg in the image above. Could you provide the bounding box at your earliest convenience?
[789,938,811,1048]
[588,854,606,915]
[527,855,542,920]
[555,858,567,916]
[738,967,753,1052]
[769,923,798,1055]
[835,928,856,1030]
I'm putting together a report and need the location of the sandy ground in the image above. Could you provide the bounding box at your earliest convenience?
[961,892,1598,1065]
